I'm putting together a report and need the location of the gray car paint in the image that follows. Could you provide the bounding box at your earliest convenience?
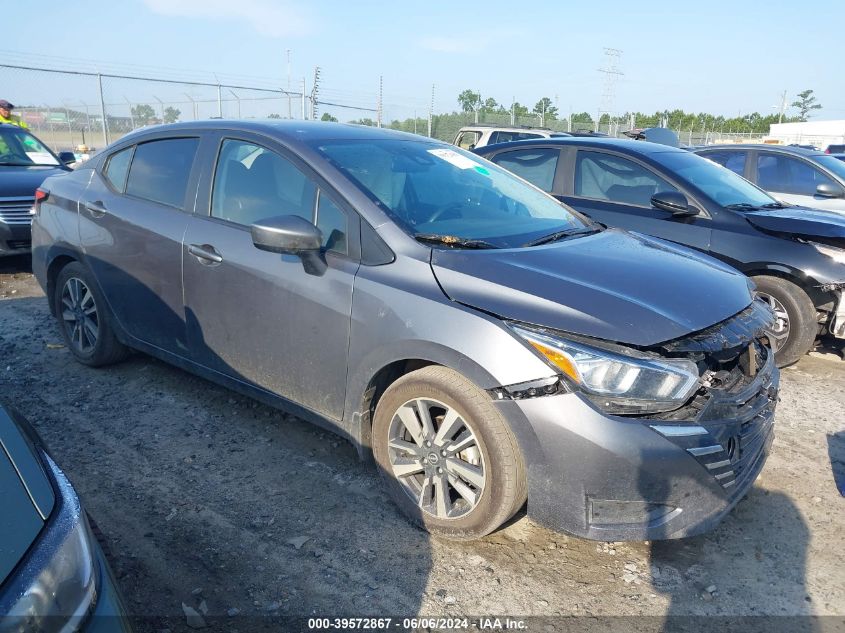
[32,121,774,540]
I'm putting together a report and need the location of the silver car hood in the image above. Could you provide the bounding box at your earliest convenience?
[431,228,753,347]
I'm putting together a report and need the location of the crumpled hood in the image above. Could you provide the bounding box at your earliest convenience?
[0,165,68,198]
[431,228,752,346]
[745,206,845,239]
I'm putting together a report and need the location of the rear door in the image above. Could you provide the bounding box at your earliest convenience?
[559,148,712,250]
[697,149,751,179]
[81,134,204,355]
[182,134,360,419]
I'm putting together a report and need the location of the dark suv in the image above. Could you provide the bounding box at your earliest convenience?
[0,124,73,255]
[477,137,845,365]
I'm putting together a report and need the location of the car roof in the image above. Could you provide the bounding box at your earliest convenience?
[118,120,437,145]
[474,136,687,156]
[695,144,826,157]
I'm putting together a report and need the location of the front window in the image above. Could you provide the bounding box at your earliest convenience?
[312,140,588,248]
[813,155,845,182]
[575,151,678,207]
[652,150,776,208]
[0,127,60,166]
[455,131,481,150]
[757,153,835,196]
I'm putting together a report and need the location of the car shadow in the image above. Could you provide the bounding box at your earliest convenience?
[828,431,845,497]
[0,254,32,274]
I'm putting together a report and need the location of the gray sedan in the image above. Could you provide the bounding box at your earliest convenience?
[32,121,778,541]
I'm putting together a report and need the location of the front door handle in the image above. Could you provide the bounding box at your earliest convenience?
[188,243,223,264]
[83,200,107,218]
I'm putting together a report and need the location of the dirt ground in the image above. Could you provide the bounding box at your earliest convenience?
[0,254,843,632]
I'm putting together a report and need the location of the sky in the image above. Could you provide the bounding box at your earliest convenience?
[2,0,843,123]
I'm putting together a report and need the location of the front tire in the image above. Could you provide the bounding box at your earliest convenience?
[372,366,526,540]
[54,262,129,367]
[753,275,817,367]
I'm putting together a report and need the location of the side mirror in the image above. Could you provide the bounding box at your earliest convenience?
[651,190,697,217]
[57,151,76,165]
[251,215,322,254]
[816,182,845,199]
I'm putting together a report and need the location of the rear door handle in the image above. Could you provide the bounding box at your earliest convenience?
[188,243,223,264]
[83,200,107,218]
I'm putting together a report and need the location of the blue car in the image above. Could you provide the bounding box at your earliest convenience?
[0,403,131,632]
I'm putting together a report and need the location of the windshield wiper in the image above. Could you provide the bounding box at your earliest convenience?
[0,161,37,167]
[724,202,758,210]
[760,201,789,209]
[414,233,500,249]
[523,226,600,247]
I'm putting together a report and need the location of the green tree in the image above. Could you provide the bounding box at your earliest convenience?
[350,117,376,126]
[791,89,822,121]
[320,112,338,122]
[131,104,155,126]
[457,89,481,113]
[533,97,558,121]
[267,113,282,119]
[482,97,499,112]
[511,102,529,120]
[163,106,180,124]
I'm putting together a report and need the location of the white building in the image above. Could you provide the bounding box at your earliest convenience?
[766,120,845,150]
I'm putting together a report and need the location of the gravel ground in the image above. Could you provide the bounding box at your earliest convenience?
[0,255,843,632]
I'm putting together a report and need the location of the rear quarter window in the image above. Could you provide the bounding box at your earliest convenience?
[103,146,134,192]
[125,137,199,208]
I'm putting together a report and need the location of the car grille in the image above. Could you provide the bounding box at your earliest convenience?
[650,345,778,493]
[0,197,35,225]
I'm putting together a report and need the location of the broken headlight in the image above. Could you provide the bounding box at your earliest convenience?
[511,325,700,414]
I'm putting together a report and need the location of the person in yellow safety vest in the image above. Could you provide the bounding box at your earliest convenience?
[0,100,28,128]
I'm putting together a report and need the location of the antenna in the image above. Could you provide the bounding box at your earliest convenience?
[598,47,623,133]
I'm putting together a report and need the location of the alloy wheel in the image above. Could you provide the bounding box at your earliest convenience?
[758,292,790,348]
[61,277,99,354]
[387,398,486,520]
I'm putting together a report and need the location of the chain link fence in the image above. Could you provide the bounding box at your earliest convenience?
[1,64,381,153]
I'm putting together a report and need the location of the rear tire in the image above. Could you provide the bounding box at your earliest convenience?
[372,366,526,540]
[753,275,817,367]
[54,262,129,367]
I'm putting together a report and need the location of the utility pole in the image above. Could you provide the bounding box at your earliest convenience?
[153,96,164,123]
[777,89,788,123]
[311,66,322,120]
[377,75,383,128]
[301,77,307,120]
[287,49,292,118]
[217,84,223,118]
[597,47,623,134]
[97,73,109,146]
[184,93,197,120]
[511,96,515,126]
[428,84,434,138]
[229,90,241,119]
[125,96,135,129]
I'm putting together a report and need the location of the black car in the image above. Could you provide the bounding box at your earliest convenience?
[0,403,131,631]
[476,137,845,365]
[0,123,75,256]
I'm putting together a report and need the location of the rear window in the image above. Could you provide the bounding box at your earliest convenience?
[488,131,544,144]
[491,148,560,192]
[104,146,134,192]
[125,138,199,208]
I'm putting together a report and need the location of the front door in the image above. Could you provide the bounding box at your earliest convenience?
[755,151,845,212]
[182,136,359,420]
[559,149,712,251]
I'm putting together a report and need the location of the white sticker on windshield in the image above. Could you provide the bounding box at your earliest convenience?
[25,151,59,166]
[428,148,483,170]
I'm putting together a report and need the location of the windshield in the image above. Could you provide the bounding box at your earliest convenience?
[312,139,588,248]
[815,155,845,181]
[655,151,776,208]
[0,127,60,166]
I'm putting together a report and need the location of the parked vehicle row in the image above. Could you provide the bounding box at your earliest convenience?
[475,137,845,366]
[33,121,779,544]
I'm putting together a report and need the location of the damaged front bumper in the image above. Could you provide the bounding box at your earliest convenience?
[829,289,845,338]
[494,303,779,541]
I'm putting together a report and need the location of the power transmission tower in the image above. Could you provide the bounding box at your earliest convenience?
[428,84,435,138]
[597,48,623,134]
[377,75,383,128]
[776,89,788,123]
[311,66,321,120]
